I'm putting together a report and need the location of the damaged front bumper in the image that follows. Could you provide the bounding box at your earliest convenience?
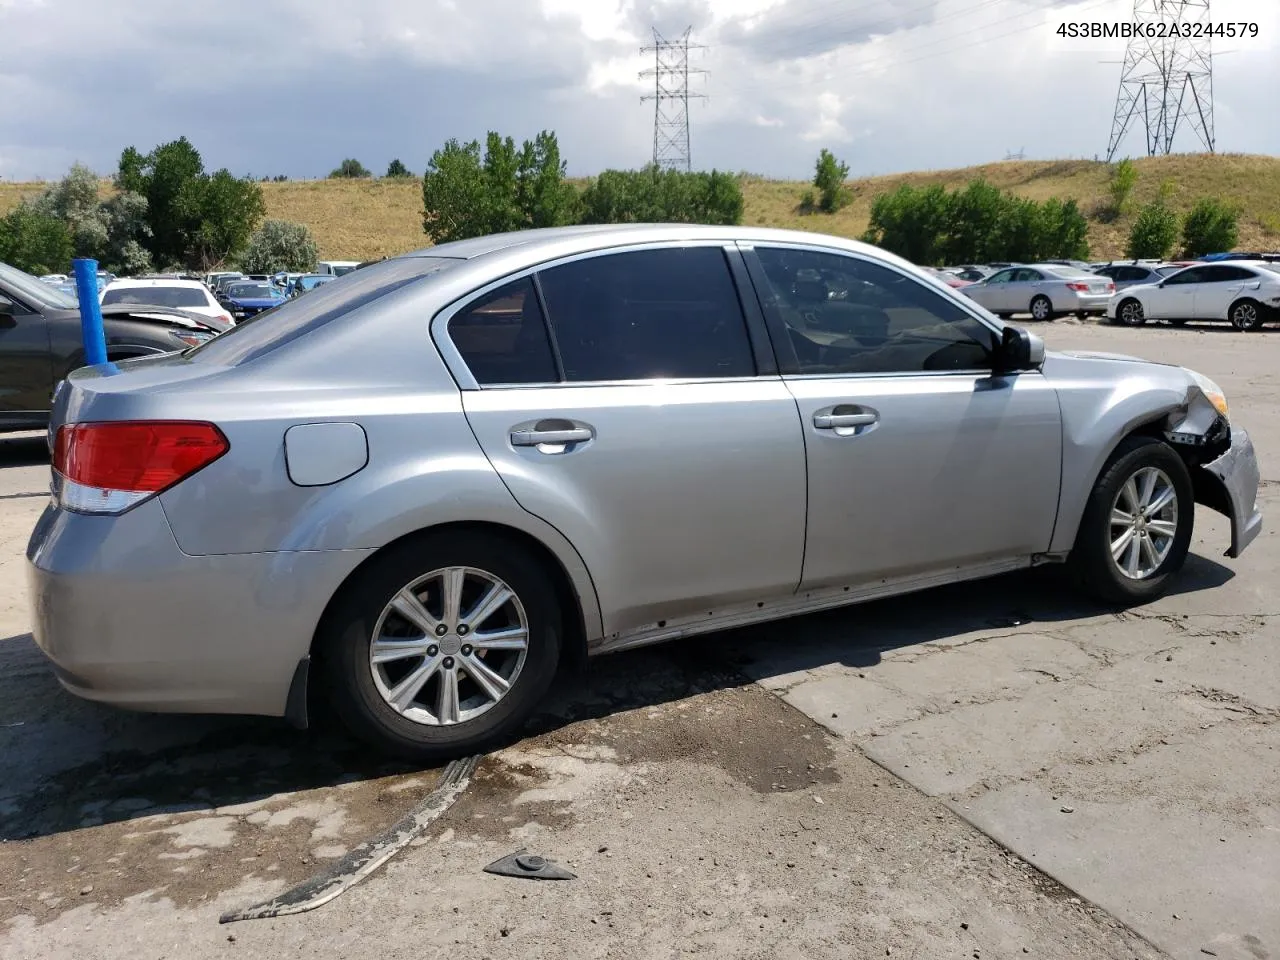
[1197,427,1263,559]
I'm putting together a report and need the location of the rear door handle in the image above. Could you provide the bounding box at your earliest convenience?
[510,427,594,447]
[813,412,878,429]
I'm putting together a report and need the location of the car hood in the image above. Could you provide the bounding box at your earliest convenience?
[226,297,284,308]
[1048,349,1168,365]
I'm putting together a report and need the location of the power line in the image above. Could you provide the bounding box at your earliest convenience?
[640,28,707,172]
[1105,0,1215,161]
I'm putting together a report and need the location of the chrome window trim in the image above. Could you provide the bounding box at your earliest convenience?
[430,239,761,392]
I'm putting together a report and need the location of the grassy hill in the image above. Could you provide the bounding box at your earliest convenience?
[3,153,1278,263]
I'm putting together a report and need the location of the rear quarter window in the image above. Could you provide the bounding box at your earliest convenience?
[187,256,459,365]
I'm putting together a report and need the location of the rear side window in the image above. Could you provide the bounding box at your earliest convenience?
[187,256,459,365]
[103,286,208,308]
[448,278,557,386]
[537,247,756,382]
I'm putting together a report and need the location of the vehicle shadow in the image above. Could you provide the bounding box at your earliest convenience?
[0,433,49,469]
[0,554,1234,844]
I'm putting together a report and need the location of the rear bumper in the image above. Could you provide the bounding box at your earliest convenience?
[1198,427,1263,559]
[26,498,372,717]
[1061,291,1111,313]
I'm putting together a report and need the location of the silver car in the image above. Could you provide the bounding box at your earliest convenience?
[961,264,1115,320]
[27,225,1262,761]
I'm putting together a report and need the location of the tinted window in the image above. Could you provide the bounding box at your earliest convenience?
[986,270,1015,284]
[102,286,209,308]
[1014,269,1045,282]
[448,277,557,386]
[188,256,460,365]
[1164,267,1205,285]
[1221,265,1259,281]
[537,247,755,382]
[754,248,999,376]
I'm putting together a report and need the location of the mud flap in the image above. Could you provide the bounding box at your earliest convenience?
[1198,428,1263,559]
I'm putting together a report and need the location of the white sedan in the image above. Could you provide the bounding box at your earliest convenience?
[1108,261,1280,331]
[100,278,234,326]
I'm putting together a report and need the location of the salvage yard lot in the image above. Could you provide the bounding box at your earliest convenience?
[1,320,1276,960]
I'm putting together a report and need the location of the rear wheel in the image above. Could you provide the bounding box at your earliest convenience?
[1030,295,1054,322]
[1069,437,1193,605]
[1117,298,1147,327]
[1229,298,1265,331]
[318,532,562,762]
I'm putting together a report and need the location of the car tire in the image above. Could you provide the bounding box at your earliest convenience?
[1030,295,1054,322]
[1229,298,1265,332]
[1068,436,1194,606]
[996,313,1013,320]
[1117,298,1147,326]
[317,531,563,763]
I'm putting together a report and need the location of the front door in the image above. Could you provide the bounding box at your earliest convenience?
[744,244,1063,593]
[974,268,1016,312]
[1145,266,1203,319]
[444,246,808,639]
[0,294,53,426]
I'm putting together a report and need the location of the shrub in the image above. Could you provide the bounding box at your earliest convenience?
[0,203,74,274]
[812,149,850,214]
[1103,158,1138,221]
[385,159,413,178]
[577,166,743,226]
[1126,200,1180,259]
[330,158,372,178]
[240,220,320,273]
[1181,197,1239,258]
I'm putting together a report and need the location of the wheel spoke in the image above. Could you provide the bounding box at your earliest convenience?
[1137,469,1158,510]
[1111,507,1135,527]
[1111,526,1136,560]
[389,589,438,636]
[472,626,528,650]
[1121,477,1140,513]
[461,654,510,702]
[1146,518,1177,539]
[1124,536,1142,577]
[1139,531,1159,570]
[387,656,442,711]
[441,568,466,627]
[437,667,461,724]
[371,638,434,664]
[463,582,512,631]
[1146,485,1176,517]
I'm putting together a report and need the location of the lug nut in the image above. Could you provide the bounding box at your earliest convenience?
[442,656,455,670]
[460,644,473,656]
[457,624,470,636]
[427,644,439,657]
[435,623,448,637]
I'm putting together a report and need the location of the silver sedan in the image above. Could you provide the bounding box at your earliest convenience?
[28,225,1261,761]
[961,264,1115,320]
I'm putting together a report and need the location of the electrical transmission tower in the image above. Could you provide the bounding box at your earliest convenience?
[1105,0,1215,162]
[640,28,707,171]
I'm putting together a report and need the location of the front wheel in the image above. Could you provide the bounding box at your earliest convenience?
[318,532,563,762]
[1069,437,1194,605]
[1030,295,1054,322]
[1117,298,1147,326]
[1230,298,1265,331]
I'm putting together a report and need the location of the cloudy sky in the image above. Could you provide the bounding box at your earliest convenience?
[1,0,1276,181]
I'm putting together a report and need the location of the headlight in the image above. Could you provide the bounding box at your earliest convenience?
[1185,368,1228,420]
[170,330,215,347]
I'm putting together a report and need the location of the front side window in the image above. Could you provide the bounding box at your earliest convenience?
[1164,267,1205,285]
[537,247,756,382]
[447,277,557,386]
[986,269,1015,285]
[753,247,999,376]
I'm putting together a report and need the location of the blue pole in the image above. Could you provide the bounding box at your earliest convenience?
[72,258,108,366]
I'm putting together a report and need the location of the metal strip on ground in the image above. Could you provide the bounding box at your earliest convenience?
[219,754,480,924]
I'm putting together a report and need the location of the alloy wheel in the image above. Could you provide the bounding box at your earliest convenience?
[1119,300,1146,326]
[1231,301,1260,331]
[1031,297,1051,321]
[368,566,529,726]
[1109,466,1179,580]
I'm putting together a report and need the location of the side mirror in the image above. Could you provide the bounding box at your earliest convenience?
[993,325,1044,373]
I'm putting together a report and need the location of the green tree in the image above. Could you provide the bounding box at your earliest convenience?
[1105,158,1139,220]
[1181,197,1239,258]
[812,148,851,214]
[0,203,74,274]
[330,158,372,178]
[940,179,1006,263]
[422,139,490,243]
[1126,200,1180,259]
[385,159,413,178]
[861,183,950,265]
[183,169,268,270]
[1037,197,1091,261]
[240,219,319,273]
[578,166,743,225]
[515,131,578,228]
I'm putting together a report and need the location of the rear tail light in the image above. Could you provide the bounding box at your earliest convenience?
[53,421,228,514]
[1065,282,1090,291]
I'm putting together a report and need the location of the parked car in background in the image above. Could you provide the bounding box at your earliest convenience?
[1092,262,1189,292]
[1108,261,1280,331]
[218,279,287,321]
[1042,259,1095,272]
[0,261,229,432]
[946,265,994,283]
[1200,252,1280,264]
[102,279,234,326]
[26,225,1261,762]
[316,260,360,277]
[206,271,243,290]
[272,272,307,292]
[289,274,337,297]
[39,274,68,283]
[926,268,973,289]
[960,264,1115,320]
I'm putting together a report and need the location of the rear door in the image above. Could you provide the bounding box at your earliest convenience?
[1009,268,1046,313]
[742,244,1062,593]
[1192,265,1251,320]
[0,292,54,423]
[445,244,808,640]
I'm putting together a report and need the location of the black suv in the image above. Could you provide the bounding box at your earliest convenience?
[0,262,230,433]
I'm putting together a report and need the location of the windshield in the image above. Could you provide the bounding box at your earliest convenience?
[0,261,80,309]
[102,286,208,308]
[333,264,358,276]
[187,256,460,365]
[226,282,280,299]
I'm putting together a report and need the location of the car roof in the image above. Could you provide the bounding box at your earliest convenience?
[106,278,206,288]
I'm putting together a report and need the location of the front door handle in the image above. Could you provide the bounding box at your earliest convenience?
[813,412,878,429]
[511,427,593,446]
